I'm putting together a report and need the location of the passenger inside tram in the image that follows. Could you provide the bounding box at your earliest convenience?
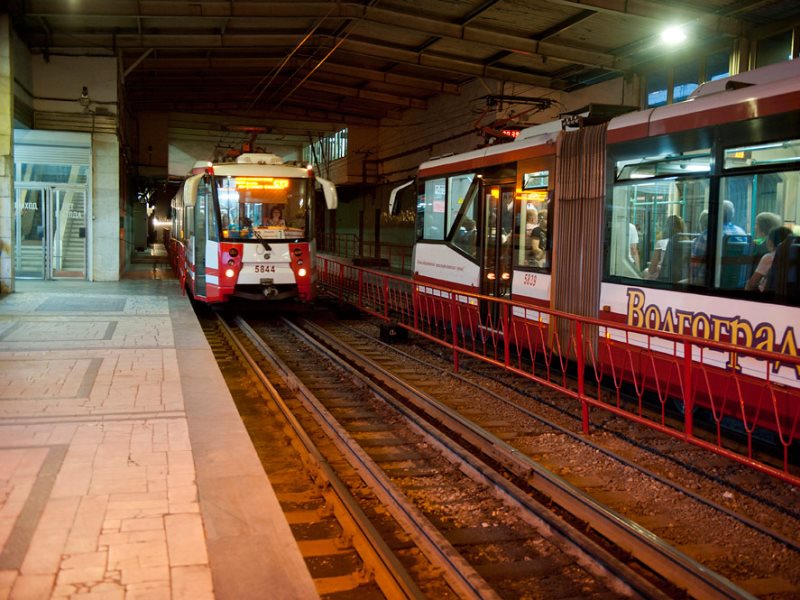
[745,226,792,292]
[529,209,547,268]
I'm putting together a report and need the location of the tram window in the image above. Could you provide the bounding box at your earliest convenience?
[450,182,479,259]
[719,171,800,295]
[198,179,218,242]
[515,190,549,269]
[419,178,446,240]
[215,177,308,239]
[724,139,800,169]
[185,206,194,241]
[608,174,709,284]
[447,174,474,235]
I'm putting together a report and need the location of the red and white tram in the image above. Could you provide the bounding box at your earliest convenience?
[170,153,337,304]
[398,59,800,437]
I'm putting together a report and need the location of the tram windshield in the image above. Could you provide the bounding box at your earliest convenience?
[215,175,309,240]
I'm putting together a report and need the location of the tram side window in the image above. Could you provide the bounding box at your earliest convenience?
[198,179,218,242]
[720,154,800,298]
[447,174,474,235]
[609,156,710,284]
[185,206,195,262]
[450,181,479,258]
[515,195,550,269]
[418,178,446,240]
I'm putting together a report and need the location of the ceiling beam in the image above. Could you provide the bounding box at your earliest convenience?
[34,32,560,88]
[126,56,462,94]
[23,1,629,71]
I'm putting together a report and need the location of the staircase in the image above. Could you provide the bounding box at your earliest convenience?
[54,192,86,276]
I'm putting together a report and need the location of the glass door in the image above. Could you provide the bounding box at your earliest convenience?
[15,185,86,279]
[50,187,87,278]
[15,187,46,278]
[480,182,515,299]
[479,182,515,326]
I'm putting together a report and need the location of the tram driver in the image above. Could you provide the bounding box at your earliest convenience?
[267,206,286,227]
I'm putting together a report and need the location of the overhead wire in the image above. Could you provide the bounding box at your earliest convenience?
[271,0,381,111]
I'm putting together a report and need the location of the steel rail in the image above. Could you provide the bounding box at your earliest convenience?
[299,318,759,600]
[215,315,426,599]
[232,315,501,600]
[288,318,670,599]
[339,320,800,554]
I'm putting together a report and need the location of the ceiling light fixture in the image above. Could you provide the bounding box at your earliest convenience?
[660,25,687,45]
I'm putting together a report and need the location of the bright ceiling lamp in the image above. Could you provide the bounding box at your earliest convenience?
[661,25,687,45]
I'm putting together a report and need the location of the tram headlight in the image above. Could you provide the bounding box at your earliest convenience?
[297,268,307,277]
[501,272,510,280]
[227,259,235,266]
[225,268,235,278]
[228,248,239,257]
[487,273,496,280]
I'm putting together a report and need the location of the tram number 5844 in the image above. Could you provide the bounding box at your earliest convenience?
[254,264,276,273]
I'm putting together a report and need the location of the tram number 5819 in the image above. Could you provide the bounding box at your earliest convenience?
[254,264,276,273]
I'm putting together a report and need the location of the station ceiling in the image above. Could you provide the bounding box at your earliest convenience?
[8,0,800,146]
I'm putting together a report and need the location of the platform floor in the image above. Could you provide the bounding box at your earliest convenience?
[0,257,318,599]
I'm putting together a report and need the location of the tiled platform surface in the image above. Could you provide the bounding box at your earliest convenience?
[0,270,318,598]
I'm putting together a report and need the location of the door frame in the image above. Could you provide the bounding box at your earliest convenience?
[14,183,88,280]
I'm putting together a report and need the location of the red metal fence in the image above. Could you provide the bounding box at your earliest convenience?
[317,255,800,486]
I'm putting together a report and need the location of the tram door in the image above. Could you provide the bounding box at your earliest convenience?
[192,176,212,299]
[480,182,515,323]
[15,185,87,279]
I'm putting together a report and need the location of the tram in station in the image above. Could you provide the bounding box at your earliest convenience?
[170,153,337,304]
[389,59,800,441]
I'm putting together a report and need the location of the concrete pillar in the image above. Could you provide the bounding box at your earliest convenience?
[0,15,14,294]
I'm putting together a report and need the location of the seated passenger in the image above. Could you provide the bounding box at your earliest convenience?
[752,212,782,267]
[691,202,744,283]
[768,228,800,297]
[745,226,792,292]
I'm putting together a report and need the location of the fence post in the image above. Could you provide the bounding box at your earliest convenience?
[503,303,511,368]
[338,262,345,303]
[683,340,694,438]
[357,268,364,310]
[383,276,389,319]
[577,321,589,434]
[450,292,459,373]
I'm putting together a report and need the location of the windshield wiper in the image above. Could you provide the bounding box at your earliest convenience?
[251,227,272,252]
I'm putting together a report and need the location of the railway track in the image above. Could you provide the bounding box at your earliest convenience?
[304,313,800,599]
[238,315,677,599]
[207,301,788,599]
